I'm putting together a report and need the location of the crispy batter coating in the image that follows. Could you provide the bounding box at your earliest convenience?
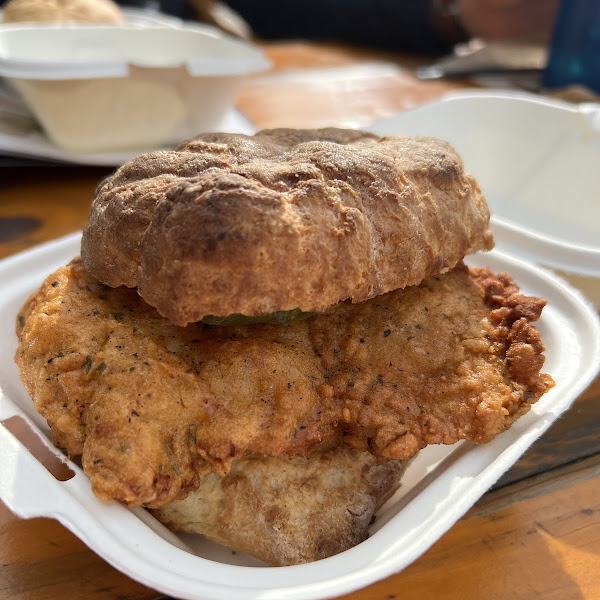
[153,442,407,566]
[15,260,330,507]
[15,260,552,508]
[81,128,493,325]
[313,266,553,459]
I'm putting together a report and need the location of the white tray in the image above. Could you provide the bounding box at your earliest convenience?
[0,232,598,600]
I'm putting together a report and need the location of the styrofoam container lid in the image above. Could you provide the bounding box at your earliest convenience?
[0,24,270,79]
[119,6,186,28]
[368,90,600,278]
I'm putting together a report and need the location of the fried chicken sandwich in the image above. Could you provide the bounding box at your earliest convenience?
[15,128,554,566]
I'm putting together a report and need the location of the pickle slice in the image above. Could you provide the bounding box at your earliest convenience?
[201,308,318,327]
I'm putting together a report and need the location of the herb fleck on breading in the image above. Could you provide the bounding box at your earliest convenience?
[82,355,92,374]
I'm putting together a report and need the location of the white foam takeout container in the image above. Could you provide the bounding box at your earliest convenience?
[0,233,598,600]
[369,90,600,306]
[1,92,600,599]
[118,6,186,29]
[0,24,269,153]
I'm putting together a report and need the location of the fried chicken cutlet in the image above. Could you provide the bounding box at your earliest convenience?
[15,259,553,509]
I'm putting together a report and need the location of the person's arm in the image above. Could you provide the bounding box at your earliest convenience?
[222,0,464,54]
[457,0,559,41]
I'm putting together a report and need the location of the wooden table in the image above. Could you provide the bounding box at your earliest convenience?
[1,41,599,600]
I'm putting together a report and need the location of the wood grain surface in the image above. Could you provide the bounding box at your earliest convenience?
[0,40,599,600]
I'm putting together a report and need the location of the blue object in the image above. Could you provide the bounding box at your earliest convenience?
[543,0,600,93]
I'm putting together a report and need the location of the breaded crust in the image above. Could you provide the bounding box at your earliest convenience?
[15,259,552,508]
[81,128,494,326]
[152,443,407,566]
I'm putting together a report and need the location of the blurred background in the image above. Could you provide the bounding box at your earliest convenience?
[0,0,599,162]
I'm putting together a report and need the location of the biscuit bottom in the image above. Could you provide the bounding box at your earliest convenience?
[153,441,407,566]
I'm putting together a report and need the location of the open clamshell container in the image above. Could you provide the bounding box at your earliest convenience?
[0,24,269,153]
[1,92,600,599]
[369,90,600,306]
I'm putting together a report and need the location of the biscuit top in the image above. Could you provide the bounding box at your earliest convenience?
[81,128,494,326]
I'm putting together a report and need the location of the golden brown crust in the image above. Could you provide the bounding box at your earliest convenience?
[152,444,407,566]
[315,264,554,459]
[2,0,123,24]
[470,268,553,392]
[81,128,493,326]
[15,259,332,508]
[15,259,552,508]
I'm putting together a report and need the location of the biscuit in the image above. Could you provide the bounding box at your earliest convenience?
[2,0,123,24]
[152,444,407,566]
[82,128,494,326]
